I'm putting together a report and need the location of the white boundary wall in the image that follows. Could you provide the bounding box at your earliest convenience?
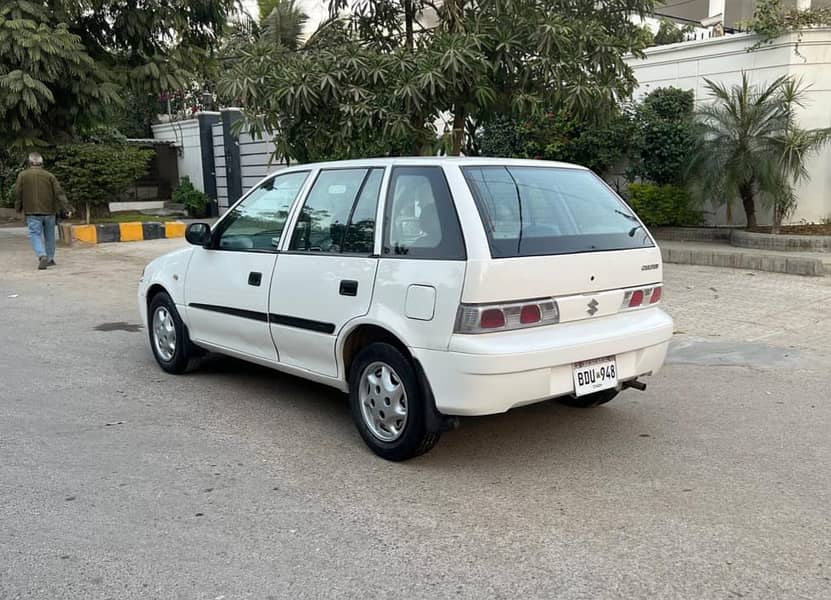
[152,119,209,192]
[626,29,831,226]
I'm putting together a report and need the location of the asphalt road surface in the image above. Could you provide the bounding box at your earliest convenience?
[1,229,830,599]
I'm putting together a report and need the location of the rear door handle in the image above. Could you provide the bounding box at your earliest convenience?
[339,280,358,296]
[248,272,262,286]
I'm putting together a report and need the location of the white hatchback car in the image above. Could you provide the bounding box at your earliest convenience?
[139,158,673,460]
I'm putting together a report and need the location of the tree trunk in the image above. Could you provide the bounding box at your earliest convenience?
[450,103,466,156]
[738,181,757,229]
[771,202,781,234]
[404,0,414,51]
[85,202,90,225]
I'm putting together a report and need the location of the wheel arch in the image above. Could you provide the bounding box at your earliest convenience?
[338,321,459,435]
[340,322,412,383]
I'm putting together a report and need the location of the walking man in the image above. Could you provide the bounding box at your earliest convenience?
[14,152,69,270]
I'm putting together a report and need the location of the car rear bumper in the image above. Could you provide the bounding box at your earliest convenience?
[411,307,673,416]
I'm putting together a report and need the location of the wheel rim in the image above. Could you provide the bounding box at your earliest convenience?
[152,306,177,362]
[359,361,408,442]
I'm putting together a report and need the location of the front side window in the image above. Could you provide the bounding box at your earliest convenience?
[289,168,382,254]
[462,166,654,258]
[213,171,309,251]
[383,166,465,260]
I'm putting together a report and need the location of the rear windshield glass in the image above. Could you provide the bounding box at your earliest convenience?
[462,166,654,258]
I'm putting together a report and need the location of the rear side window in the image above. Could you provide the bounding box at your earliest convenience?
[462,166,654,258]
[383,166,465,260]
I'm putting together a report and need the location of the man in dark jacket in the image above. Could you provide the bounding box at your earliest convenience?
[14,153,70,270]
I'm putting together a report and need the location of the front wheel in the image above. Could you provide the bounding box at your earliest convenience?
[349,343,440,461]
[148,292,201,374]
[559,388,619,409]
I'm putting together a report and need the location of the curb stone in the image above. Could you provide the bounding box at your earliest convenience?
[661,245,826,277]
[68,221,185,245]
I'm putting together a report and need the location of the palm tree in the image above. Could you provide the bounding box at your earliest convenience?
[691,73,829,230]
[259,0,308,49]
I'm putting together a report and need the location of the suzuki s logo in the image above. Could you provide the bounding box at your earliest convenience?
[586,298,599,316]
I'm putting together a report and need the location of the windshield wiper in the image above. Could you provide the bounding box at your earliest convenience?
[615,209,638,222]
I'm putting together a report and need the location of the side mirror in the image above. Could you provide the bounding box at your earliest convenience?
[185,222,212,246]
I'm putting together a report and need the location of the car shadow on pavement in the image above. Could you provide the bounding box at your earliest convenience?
[188,353,650,470]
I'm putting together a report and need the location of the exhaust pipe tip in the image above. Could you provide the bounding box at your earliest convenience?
[623,379,647,392]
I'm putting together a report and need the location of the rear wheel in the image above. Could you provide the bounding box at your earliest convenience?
[559,388,619,409]
[148,292,201,374]
[349,343,440,461]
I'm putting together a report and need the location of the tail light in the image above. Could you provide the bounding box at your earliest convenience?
[621,284,662,310]
[455,298,559,334]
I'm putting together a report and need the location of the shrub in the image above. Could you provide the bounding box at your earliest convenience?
[172,176,209,216]
[478,110,635,178]
[627,183,702,227]
[47,143,153,223]
[0,152,24,209]
[628,87,695,186]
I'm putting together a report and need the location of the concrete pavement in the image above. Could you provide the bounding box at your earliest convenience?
[1,234,830,599]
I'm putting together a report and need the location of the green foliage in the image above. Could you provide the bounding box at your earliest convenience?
[478,110,635,177]
[259,0,308,49]
[0,1,119,148]
[220,0,657,161]
[0,149,24,208]
[628,87,695,185]
[741,0,831,52]
[653,18,690,46]
[172,177,210,215]
[626,183,701,227]
[46,143,153,218]
[0,0,235,147]
[690,73,830,230]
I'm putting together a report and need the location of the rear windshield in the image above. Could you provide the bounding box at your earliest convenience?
[462,166,654,258]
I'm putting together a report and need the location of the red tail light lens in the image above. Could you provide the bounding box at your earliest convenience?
[520,304,541,324]
[650,286,662,304]
[628,290,644,307]
[455,299,559,334]
[621,284,662,310]
[480,308,506,329]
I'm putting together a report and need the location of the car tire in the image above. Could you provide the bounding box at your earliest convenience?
[148,291,201,374]
[559,388,619,409]
[349,342,440,461]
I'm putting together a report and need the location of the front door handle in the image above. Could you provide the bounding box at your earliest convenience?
[248,272,262,286]
[339,280,358,296]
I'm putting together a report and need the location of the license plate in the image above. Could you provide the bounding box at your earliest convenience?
[572,356,618,397]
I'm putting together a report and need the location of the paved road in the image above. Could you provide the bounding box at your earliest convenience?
[2,231,830,599]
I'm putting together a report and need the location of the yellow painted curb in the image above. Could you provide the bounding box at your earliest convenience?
[165,222,186,238]
[119,222,144,242]
[73,225,97,244]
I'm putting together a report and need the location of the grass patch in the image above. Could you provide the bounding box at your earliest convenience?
[69,212,179,224]
[747,224,831,236]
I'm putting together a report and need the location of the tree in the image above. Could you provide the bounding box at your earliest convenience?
[628,87,695,185]
[220,0,656,161]
[0,0,119,147]
[259,0,308,49]
[0,0,236,147]
[690,74,830,230]
[477,110,635,178]
[653,18,689,46]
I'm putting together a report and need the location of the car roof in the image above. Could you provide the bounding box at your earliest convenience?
[278,156,587,172]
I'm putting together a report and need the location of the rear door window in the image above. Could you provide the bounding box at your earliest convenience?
[462,166,654,258]
[383,166,465,260]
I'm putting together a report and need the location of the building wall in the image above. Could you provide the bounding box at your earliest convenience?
[658,0,831,29]
[626,28,831,226]
[655,0,709,24]
[152,118,213,192]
